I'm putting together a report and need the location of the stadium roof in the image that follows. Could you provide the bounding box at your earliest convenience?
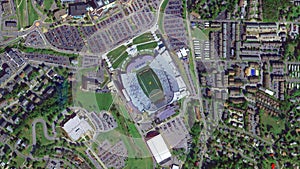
[146,134,171,164]
[62,115,93,141]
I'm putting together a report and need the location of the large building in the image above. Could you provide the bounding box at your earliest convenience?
[146,134,171,164]
[121,50,188,113]
[62,115,93,141]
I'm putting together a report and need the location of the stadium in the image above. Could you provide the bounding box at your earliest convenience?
[120,50,188,113]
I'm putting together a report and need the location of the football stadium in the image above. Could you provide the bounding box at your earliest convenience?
[120,50,188,113]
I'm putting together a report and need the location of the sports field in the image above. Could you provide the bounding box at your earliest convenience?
[137,68,163,98]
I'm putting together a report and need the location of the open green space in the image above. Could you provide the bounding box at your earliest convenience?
[43,0,54,10]
[262,0,291,21]
[107,45,127,60]
[137,68,162,98]
[124,157,153,169]
[133,32,154,44]
[191,27,209,40]
[74,91,113,112]
[15,0,40,29]
[35,122,55,145]
[260,112,286,135]
[136,42,158,51]
[27,0,40,26]
[112,52,129,69]
[15,0,27,29]
[182,0,187,19]
[160,0,169,12]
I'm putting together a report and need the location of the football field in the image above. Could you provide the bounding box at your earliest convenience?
[137,68,163,98]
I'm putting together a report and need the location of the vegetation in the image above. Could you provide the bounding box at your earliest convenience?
[107,45,127,60]
[15,0,39,29]
[43,0,54,10]
[284,37,300,61]
[191,27,209,40]
[136,42,158,51]
[27,0,40,26]
[137,68,162,98]
[188,0,237,20]
[262,0,292,21]
[160,0,169,12]
[15,0,27,29]
[183,122,202,168]
[260,112,286,136]
[112,52,129,69]
[74,91,113,112]
[133,32,154,44]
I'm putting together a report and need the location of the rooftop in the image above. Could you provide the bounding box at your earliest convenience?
[146,134,171,164]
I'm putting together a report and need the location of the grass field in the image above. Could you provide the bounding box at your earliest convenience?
[136,42,158,51]
[260,112,286,136]
[137,68,162,98]
[133,32,154,44]
[74,91,113,112]
[16,0,27,29]
[43,0,54,10]
[107,45,127,60]
[112,52,129,69]
[192,27,209,40]
[28,0,39,26]
[15,0,40,29]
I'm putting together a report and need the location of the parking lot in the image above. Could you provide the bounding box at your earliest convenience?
[158,117,189,148]
[44,25,85,52]
[163,0,188,51]
[88,0,155,54]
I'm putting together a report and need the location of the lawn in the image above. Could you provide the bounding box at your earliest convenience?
[112,52,129,69]
[107,45,127,61]
[21,46,79,58]
[136,42,158,51]
[260,112,286,135]
[133,32,154,44]
[11,155,25,167]
[188,52,198,90]
[43,0,54,10]
[124,157,153,169]
[16,0,27,29]
[74,91,113,112]
[192,27,209,40]
[160,0,169,12]
[27,0,40,26]
[202,27,221,37]
[96,93,113,110]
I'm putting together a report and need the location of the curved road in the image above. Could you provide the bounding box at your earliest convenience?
[31,118,57,145]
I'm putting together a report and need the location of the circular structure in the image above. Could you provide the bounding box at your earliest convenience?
[120,51,188,113]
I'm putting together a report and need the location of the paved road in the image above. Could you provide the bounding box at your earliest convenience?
[31,118,57,145]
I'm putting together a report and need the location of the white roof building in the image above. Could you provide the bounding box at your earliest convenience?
[146,134,171,164]
[62,115,93,141]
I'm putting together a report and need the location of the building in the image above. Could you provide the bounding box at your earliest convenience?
[62,115,93,141]
[4,20,17,27]
[68,2,88,18]
[146,134,171,164]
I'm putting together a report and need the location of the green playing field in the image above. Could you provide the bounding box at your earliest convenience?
[137,68,163,99]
